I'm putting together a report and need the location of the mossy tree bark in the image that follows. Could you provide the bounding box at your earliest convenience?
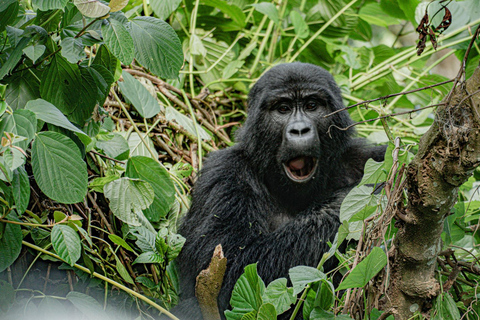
[384,64,480,319]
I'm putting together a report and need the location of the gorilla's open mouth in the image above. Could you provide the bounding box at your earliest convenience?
[283,156,318,183]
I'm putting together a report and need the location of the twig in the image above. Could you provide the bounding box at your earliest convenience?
[89,150,126,164]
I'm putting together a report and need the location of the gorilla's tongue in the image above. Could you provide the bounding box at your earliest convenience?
[289,157,306,170]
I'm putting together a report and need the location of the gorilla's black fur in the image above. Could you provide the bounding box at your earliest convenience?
[174,63,386,319]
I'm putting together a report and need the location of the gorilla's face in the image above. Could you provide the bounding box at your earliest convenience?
[238,63,354,187]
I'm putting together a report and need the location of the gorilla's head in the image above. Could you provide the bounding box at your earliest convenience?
[237,63,354,194]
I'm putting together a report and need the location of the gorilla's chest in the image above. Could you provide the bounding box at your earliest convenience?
[267,211,293,231]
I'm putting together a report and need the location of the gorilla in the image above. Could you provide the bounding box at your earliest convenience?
[173,63,385,319]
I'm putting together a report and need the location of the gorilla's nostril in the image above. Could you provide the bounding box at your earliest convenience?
[300,127,310,135]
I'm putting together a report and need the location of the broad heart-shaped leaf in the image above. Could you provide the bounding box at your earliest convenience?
[251,3,279,24]
[32,0,68,10]
[40,55,97,125]
[150,0,182,20]
[227,264,265,319]
[103,177,154,226]
[23,44,46,63]
[109,0,128,12]
[339,185,379,223]
[119,131,158,159]
[165,106,211,141]
[51,224,81,266]
[129,16,183,79]
[31,132,88,204]
[263,278,296,315]
[0,109,36,150]
[433,292,461,320]
[126,156,175,221]
[290,11,309,39]
[337,247,387,291]
[118,71,161,119]
[73,0,110,18]
[313,279,335,311]
[289,266,326,295]
[0,37,30,81]
[102,18,134,65]
[0,221,22,272]
[26,99,91,145]
[12,167,30,214]
[66,292,110,320]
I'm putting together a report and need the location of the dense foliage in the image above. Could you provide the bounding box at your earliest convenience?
[0,0,479,319]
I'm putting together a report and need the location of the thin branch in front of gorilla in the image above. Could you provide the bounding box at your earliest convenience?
[326,103,446,136]
[324,79,454,119]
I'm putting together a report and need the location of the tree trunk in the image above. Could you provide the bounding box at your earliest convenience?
[384,64,480,319]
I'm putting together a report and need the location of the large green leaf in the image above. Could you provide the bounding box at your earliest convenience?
[23,44,46,63]
[358,159,385,186]
[61,37,86,63]
[0,222,22,273]
[306,0,358,38]
[150,0,182,20]
[339,185,379,223]
[126,156,175,221]
[251,3,279,24]
[95,133,130,160]
[104,177,154,226]
[51,224,82,266]
[102,18,134,65]
[290,11,309,39]
[118,71,161,118]
[289,266,326,295]
[129,16,183,79]
[202,0,246,29]
[31,132,88,204]
[0,1,18,33]
[73,0,110,18]
[0,280,15,312]
[337,247,387,290]
[26,99,91,145]
[12,167,30,214]
[432,292,461,320]
[118,131,158,159]
[40,55,97,125]
[165,106,211,140]
[0,109,36,150]
[257,303,276,320]
[0,37,30,81]
[66,292,110,319]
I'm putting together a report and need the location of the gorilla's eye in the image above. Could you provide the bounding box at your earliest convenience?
[277,105,291,114]
[305,102,317,111]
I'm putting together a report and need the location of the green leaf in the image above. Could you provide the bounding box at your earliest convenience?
[150,0,182,20]
[12,167,30,214]
[40,55,97,125]
[118,71,161,118]
[398,0,419,24]
[380,0,407,20]
[263,278,296,315]
[0,109,37,150]
[290,11,309,39]
[109,0,128,12]
[115,255,134,284]
[73,0,110,18]
[0,279,15,312]
[289,266,326,295]
[190,34,207,57]
[93,45,121,82]
[51,224,82,266]
[0,1,18,33]
[310,309,353,320]
[4,70,41,111]
[23,44,46,63]
[33,0,68,10]
[104,177,154,226]
[337,247,387,290]
[129,16,183,79]
[165,106,211,140]
[108,234,135,252]
[126,156,175,221]
[339,185,379,223]
[89,175,120,193]
[0,221,22,272]
[358,3,400,27]
[31,132,88,204]
[26,99,91,145]
[0,37,30,81]
[96,133,130,160]
[119,131,158,159]
[229,264,265,317]
[306,0,357,38]
[166,232,185,261]
[66,292,110,319]
[359,159,386,186]
[102,18,135,65]
[432,292,461,320]
[61,37,86,63]
[133,251,164,264]
[202,0,246,29]
[251,3,279,24]
[314,279,335,311]
[257,303,276,320]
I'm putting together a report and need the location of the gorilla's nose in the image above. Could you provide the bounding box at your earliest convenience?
[286,121,315,141]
